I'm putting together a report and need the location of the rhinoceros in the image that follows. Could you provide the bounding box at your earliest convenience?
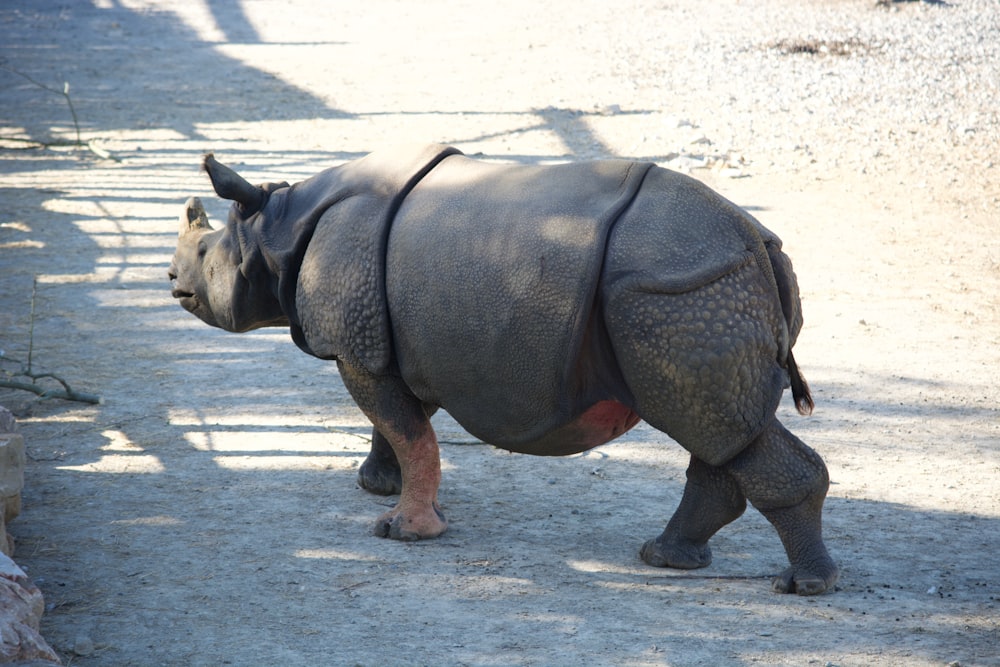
[168,144,838,595]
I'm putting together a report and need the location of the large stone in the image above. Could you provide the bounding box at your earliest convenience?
[0,407,25,557]
[0,433,24,520]
[0,408,58,663]
[0,553,59,663]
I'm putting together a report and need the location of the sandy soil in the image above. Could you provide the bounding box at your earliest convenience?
[1,0,998,665]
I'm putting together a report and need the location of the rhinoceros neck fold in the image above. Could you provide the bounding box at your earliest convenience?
[281,144,463,367]
[242,178,346,333]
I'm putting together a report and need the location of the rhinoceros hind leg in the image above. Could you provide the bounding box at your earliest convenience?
[760,499,839,595]
[641,455,746,569]
[726,421,838,595]
[357,428,402,496]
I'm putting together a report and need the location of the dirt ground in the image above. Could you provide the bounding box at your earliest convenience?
[1,0,998,665]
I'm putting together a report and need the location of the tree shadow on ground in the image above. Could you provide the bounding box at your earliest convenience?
[0,0,351,144]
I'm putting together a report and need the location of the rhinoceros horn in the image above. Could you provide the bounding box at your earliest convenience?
[182,196,212,234]
[202,153,264,214]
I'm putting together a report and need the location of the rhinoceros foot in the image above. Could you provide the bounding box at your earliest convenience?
[373,502,448,541]
[772,561,839,596]
[639,535,712,570]
[357,456,402,496]
[356,430,403,496]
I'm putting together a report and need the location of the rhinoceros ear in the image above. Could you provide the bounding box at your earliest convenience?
[202,153,265,215]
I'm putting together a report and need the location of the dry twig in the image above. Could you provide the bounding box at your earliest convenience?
[0,278,101,405]
[0,60,116,160]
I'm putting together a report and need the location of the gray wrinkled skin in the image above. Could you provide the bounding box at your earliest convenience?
[168,144,837,595]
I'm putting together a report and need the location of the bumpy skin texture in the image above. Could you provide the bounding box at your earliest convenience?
[168,144,838,595]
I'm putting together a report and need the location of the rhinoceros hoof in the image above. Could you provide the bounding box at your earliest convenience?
[373,504,447,541]
[357,460,402,496]
[639,536,712,570]
[771,562,839,596]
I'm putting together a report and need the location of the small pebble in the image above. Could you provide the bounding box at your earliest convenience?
[72,635,95,657]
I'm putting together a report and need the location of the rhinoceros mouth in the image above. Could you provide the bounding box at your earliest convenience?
[170,285,200,313]
[174,293,200,315]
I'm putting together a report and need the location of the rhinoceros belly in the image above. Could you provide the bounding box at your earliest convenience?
[386,154,651,449]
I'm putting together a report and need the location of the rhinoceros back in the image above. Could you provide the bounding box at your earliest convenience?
[387,155,652,447]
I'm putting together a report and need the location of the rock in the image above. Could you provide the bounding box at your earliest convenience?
[0,409,56,663]
[0,553,59,663]
[71,634,95,656]
[0,407,25,557]
[0,409,15,433]
[0,433,24,520]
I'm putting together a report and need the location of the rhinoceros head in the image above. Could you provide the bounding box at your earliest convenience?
[168,155,290,332]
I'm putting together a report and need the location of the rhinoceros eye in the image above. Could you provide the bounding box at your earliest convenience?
[197,240,208,258]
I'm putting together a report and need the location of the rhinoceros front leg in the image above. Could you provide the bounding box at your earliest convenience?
[357,428,403,496]
[338,361,447,541]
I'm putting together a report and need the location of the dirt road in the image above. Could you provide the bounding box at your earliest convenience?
[1,1,997,665]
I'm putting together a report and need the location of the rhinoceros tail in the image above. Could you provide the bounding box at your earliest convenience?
[760,237,814,416]
[787,349,814,415]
